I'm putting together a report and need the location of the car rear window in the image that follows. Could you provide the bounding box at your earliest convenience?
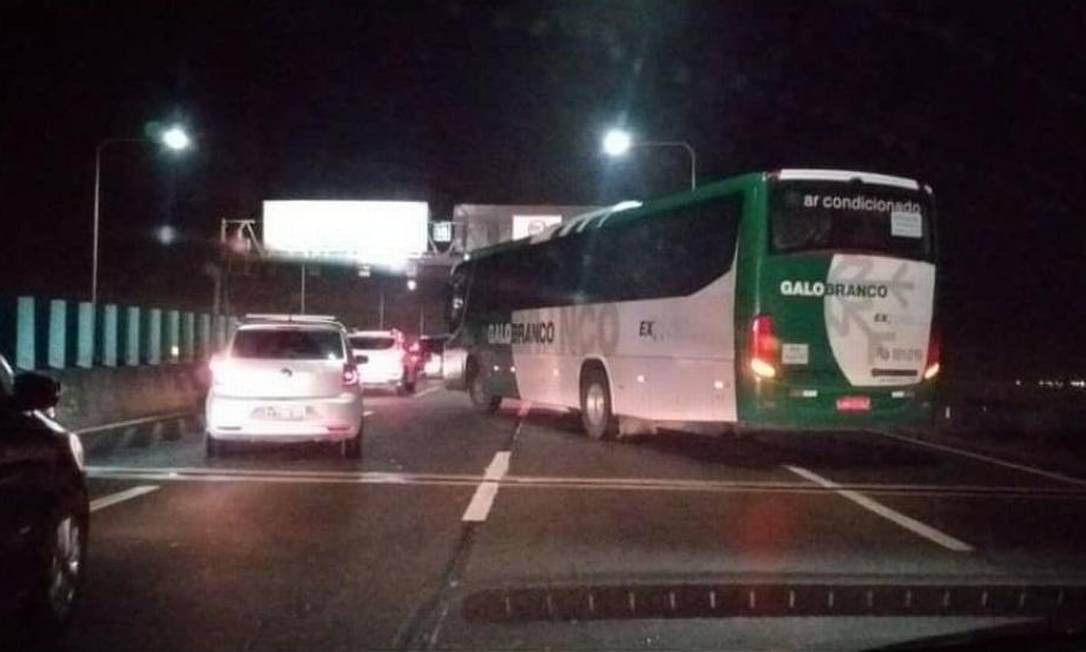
[232,328,344,360]
[350,336,396,350]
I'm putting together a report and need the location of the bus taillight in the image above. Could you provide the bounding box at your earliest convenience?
[750,314,778,379]
[923,328,941,380]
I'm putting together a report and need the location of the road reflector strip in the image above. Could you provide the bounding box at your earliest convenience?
[785,465,973,552]
[90,485,159,512]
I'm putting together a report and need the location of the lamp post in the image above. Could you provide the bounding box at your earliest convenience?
[601,128,697,191]
[91,124,191,304]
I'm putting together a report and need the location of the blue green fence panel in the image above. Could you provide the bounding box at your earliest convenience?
[125,307,141,366]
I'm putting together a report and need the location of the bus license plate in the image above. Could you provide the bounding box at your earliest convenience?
[836,396,871,412]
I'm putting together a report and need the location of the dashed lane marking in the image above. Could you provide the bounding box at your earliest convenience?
[75,412,191,435]
[461,451,512,522]
[89,485,159,512]
[875,430,1086,487]
[786,465,974,553]
[412,386,442,399]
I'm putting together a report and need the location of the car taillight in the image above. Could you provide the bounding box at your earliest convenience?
[209,357,231,385]
[923,328,941,380]
[342,363,359,387]
[749,314,778,379]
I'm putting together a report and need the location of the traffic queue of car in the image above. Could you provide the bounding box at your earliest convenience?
[1,314,447,644]
[205,315,446,460]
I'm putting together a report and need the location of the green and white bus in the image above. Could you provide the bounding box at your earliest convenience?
[443,169,939,438]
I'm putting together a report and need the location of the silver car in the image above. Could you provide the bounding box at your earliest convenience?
[205,316,365,459]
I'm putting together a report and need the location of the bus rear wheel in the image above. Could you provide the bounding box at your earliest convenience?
[580,366,616,440]
[468,364,502,414]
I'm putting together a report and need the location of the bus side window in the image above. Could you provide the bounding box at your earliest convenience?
[587,194,742,302]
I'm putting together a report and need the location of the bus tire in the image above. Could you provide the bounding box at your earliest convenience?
[580,365,616,440]
[468,360,502,414]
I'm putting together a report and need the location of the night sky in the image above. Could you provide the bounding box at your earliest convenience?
[3,1,1084,377]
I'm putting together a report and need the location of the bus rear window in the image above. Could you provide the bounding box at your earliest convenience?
[769,180,934,261]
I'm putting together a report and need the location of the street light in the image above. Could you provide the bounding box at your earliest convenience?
[602,129,633,157]
[91,123,192,303]
[601,128,697,191]
[154,225,178,246]
[406,278,418,292]
[161,125,191,151]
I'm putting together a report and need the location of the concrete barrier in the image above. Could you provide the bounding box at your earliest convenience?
[46,363,207,433]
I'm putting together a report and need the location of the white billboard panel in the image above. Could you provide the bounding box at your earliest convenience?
[263,200,428,268]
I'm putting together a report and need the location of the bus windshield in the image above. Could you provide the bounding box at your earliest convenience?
[769,180,934,261]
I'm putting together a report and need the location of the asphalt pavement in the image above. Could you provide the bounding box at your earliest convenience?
[59,382,1086,651]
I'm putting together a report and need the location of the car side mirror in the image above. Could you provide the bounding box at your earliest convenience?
[354,354,369,365]
[12,372,61,411]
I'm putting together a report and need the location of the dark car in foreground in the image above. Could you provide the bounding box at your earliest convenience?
[0,354,89,643]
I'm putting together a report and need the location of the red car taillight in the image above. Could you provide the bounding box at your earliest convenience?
[923,328,941,380]
[209,357,231,386]
[749,314,778,379]
[342,363,359,387]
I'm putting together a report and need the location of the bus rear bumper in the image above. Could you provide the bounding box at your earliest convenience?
[737,384,936,431]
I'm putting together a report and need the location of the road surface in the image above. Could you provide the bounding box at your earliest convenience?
[59,383,1086,650]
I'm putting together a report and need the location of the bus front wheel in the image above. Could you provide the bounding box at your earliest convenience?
[468,364,502,414]
[580,366,616,440]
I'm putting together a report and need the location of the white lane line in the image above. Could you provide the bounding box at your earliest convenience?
[462,451,512,522]
[413,386,442,399]
[484,451,511,480]
[461,483,500,522]
[91,471,479,487]
[89,466,481,482]
[86,466,1086,499]
[876,430,1086,487]
[89,485,159,512]
[75,412,191,435]
[785,465,973,552]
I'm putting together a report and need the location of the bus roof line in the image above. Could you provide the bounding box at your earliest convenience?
[467,168,916,261]
[775,169,919,190]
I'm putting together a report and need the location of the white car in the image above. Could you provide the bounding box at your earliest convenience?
[205,315,365,458]
[349,330,416,394]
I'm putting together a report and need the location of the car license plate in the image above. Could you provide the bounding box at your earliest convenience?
[259,405,306,420]
[836,395,871,412]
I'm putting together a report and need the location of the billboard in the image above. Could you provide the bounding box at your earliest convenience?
[263,200,428,269]
[453,204,601,251]
[512,215,562,240]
